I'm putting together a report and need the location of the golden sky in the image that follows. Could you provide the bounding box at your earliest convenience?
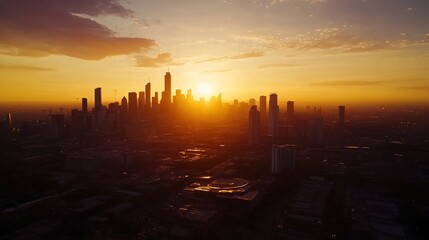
[0,0,428,105]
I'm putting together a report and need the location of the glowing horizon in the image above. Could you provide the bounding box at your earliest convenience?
[0,0,428,104]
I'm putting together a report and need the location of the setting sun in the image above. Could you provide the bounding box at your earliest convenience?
[198,83,212,99]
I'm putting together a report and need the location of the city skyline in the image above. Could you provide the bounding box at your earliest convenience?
[0,0,429,104]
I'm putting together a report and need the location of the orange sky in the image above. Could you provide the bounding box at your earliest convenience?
[0,0,428,105]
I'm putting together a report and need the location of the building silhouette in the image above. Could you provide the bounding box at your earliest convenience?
[50,114,65,138]
[82,98,88,113]
[248,105,260,146]
[268,93,279,137]
[145,82,151,110]
[165,72,172,105]
[128,92,138,122]
[271,144,296,174]
[94,87,102,110]
[287,101,294,121]
[138,91,145,120]
[249,98,256,107]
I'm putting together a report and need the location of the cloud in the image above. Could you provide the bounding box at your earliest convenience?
[234,27,394,53]
[135,53,182,68]
[399,85,429,91]
[196,51,264,63]
[0,0,156,60]
[311,80,387,86]
[0,64,56,72]
[258,63,298,69]
[206,69,232,73]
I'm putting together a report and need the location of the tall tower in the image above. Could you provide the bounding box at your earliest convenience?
[82,98,88,112]
[248,105,260,146]
[287,101,294,121]
[164,72,172,105]
[94,87,102,110]
[271,144,296,174]
[268,93,279,137]
[145,82,151,109]
[339,105,345,126]
[128,92,138,122]
[259,95,267,119]
[138,91,145,120]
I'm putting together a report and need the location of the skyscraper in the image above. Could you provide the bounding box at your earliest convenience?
[164,72,172,105]
[82,98,88,112]
[94,87,102,110]
[248,105,260,146]
[287,101,294,121]
[259,96,267,118]
[268,93,279,137]
[249,98,256,106]
[128,92,138,122]
[339,105,345,126]
[138,91,145,120]
[145,82,151,110]
[271,144,296,174]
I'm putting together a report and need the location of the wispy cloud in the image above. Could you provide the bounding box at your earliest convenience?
[258,63,298,69]
[398,85,429,91]
[196,51,264,63]
[0,64,56,72]
[311,80,388,86]
[0,0,156,60]
[206,69,232,73]
[135,53,182,68]
[234,27,395,53]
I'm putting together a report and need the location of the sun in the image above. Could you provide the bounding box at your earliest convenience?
[198,83,212,99]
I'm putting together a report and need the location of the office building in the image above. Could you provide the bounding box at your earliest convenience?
[138,91,145,120]
[259,96,267,118]
[268,93,279,137]
[248,105,260,145]
[128,92,138,122]
[94,87,102,110]
[271,144,296,174]
[287,101,294,121]
[249,98,256,107]
[50,114,65,138]
[165,72,172,105]
[82,98,88,113]
[145,82,151,110]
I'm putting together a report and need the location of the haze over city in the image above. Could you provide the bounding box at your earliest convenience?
[0,0,428,104]
[1,1,429,240]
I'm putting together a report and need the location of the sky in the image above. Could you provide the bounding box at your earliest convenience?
[0,0,428,105]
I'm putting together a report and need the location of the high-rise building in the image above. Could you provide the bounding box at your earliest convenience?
[121,97,128,113]
[120,96,128,127]
[145,82,151,109]
[94,87,102,110]
[268,93,279,137]
[128,92,138,122]
[259,96,267,118]
[287,101,294,121]
[82,98,88,112]
[248,105,260,146]
[271,144,296,174]
[152,92,159,112]
[339,105,345,126]
[138,91,145,120]
[50,114,65,138]
[164,72,172,105]
[186,89,193,102]
[249,98,256,106]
